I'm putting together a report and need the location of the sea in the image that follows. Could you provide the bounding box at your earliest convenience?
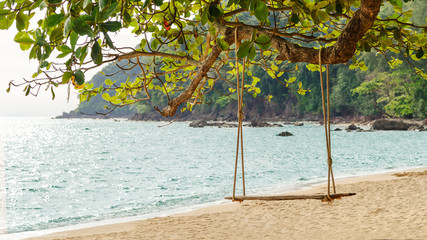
[0,117,425,239]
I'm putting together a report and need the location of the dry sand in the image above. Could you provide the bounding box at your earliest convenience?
[27,168,427,240]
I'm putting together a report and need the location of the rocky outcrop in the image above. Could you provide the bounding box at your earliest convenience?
[189,120,237,128]
[333,128,342,131]
[371,119,411,130]
[250,120,282,127]
[345,123,361,131]
[189,120,208,128]
[356,129,374,132]
[277,131,293,137]
[408,125,426,131]
[294,123,304,126]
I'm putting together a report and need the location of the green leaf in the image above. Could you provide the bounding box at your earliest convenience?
[25,85,31,96]
[209,4,221,18]
[317,1,329,9]
[388,0,403,8]
[63,16,72,37]
[291,13,299,24]
[0,15,13,30]
[140,39,147,49]
[227,0,235,8]
[14,32,35,44]
[105,79,114,85]
[209,26,216,36]
[62,72,73,84]
[201,7,209,25]
[16,12,26,31]
[255,35,270,44]
[317,10,329,22]
[102,30,115,49]
[237,41,252,59]
[123,10,132,25]
[70,31,78,50]
[217,38,229,50]
[51,86,55,100]
[50,27,63,43]
[72,18,94,37]
[91,41,103,65]
[47,13,64,28]
[151,38,161,49]
[239,0,249,9]
[74,70,85,85]
[59,45,72,53]
[335,2,343,14]
[254,0,268,22]
[143,0,151,9]
[102,93,110,101]
[416,48,424,59]
[76,45,89,62]
[100,2,119,21]
[83,0,92,8]
[153,0,163,6]
[255,35,271,50]
[248,45,256,60]
[102,21,121,32]
[99,0,110,10]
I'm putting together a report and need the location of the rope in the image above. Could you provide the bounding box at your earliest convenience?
[326,64,336,193]
[232,27,246,201]
[318,48,336,198]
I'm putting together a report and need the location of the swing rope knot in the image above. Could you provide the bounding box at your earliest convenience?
[238,110,244,120]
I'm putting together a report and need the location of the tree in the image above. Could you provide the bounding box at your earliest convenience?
[2,0,426,118]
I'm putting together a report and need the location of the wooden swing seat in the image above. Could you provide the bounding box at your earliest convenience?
[225,193,356,201]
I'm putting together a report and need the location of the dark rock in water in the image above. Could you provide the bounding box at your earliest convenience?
[356,129,374,132]
[250,120,282,127]
[189,120,207,128]
[277,131,293,137]
[333,128,342,131]
[408,125,426,131]
[345,123,360,131]
[371,119,412,130]
[189,120,237,128]
[294,123,304,126]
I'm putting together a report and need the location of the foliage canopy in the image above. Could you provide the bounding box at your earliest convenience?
[2,0,426,117]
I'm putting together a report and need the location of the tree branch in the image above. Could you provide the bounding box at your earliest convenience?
[275,0,382,64]
[157,28,235,117]
[117,51,199,66]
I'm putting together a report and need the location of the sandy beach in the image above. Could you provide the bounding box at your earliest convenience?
[25,168,427,240]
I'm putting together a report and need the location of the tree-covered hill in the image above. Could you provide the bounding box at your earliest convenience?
[59,50,426,120]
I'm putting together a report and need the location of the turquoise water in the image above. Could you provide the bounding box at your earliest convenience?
[0,117,426,235]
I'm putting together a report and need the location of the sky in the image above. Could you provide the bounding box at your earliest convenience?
[0,25,140,117]
[0,29,80,117]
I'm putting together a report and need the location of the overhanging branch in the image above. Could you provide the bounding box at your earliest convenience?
[117,51,199,66]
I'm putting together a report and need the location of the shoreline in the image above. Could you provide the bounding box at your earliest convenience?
[1,166,424,240]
